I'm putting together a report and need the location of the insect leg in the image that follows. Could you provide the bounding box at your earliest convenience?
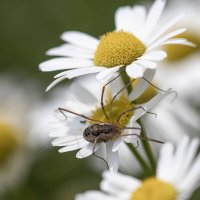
[142,77,178,102]
[101,71,124,120]
[116,106,157,124]
[109,79,136,118]
[92,138,109,169]
[58,107,102,123]
[121,132,164,144]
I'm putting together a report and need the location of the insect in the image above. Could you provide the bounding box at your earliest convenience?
[58,70,168,168]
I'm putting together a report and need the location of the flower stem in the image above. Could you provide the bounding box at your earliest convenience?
[120,68,156,176]
[140,126,156,174]
[126,143,152,176]
[120,68,132,94]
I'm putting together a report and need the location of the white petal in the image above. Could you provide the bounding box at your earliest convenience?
[168,137,189,183]
[106,142,119,172]
[126,63,144,78]
[58,140,88,153]
[147,28,186,47]
[102,171,141,191]
[39,58,94,72]
[174,138,200,185]
[61,31,99,50]
[73,75,103,103]
[179,155,200,193]
[129,68,156,101]
[112,138,124,152]
[108,75,127,98]
[146,14,185,45]
[52,135,83,146]
[55,66,105,79]
[124,121,141,141]
[46,76,66,92]
[138,50,167,61]
[134,88,172,120]
[75,191,114,200]
[144,88,172,111]
[135,59,157,69]
[70,80,98,105]
[142,0,166,40]
[76,143,101,159]
[157,143,174,180]
[115,5,146,37]
[46,44,94,58]
[96,66,121,83]
[162,39,196,46]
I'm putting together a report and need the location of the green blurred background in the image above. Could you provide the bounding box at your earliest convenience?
[0,0,200,199]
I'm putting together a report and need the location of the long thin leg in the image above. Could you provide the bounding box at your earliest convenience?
[134,140,140,149]
[92,138,109,169]
[142,77,168,92]
[109,78,136,118]
[121,127,141,130]
[142,77,178,102]
[121,133,164,144]
[101,70,124,120]
[58,107,102,123]
[116,106,157,124]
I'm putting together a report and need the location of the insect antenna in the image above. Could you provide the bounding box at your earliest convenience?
[101,71,124,120]
[92,138,109,169]
[58,107,103,123]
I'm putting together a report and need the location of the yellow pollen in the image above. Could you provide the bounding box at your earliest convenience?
[130,177,177,200]
[89,94,133,128]
[164,32,200,62]
[94,31,146,68]
[132,79,157,104]
[0,123,19,166]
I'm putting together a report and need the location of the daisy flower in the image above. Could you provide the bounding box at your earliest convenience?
[75,136,200,200]
[115,35,200,175]
[140,0,200,144]
[0,77,34,194]
[28,86,70,146]
[39,0,194,91]
[50,75,172,172]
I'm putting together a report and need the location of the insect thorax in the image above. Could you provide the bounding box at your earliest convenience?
[83,123,120,143]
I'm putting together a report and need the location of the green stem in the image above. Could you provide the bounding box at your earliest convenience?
[120,68,132,94]
[120,68,156,176]
[126,143,151,176]
[140,125,156,174]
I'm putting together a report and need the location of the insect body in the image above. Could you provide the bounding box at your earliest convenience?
[83,123,121,143]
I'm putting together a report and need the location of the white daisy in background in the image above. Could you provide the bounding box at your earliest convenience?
[0,77,34,194]
[50,75,172,172]
[39,0,193,91]
[118,0,200,174]
[141,0,200,144]
[75,136,200,200]
[28,86,70,147]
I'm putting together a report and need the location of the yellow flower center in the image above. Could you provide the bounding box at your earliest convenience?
[89,94,133,128]
[132,79,157,104]
[0,123,19,166]
[94,31,146,68]
[164,32,200,62]
[131,178,177,200]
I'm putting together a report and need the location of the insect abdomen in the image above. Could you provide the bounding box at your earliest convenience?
[83,123,119,143]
